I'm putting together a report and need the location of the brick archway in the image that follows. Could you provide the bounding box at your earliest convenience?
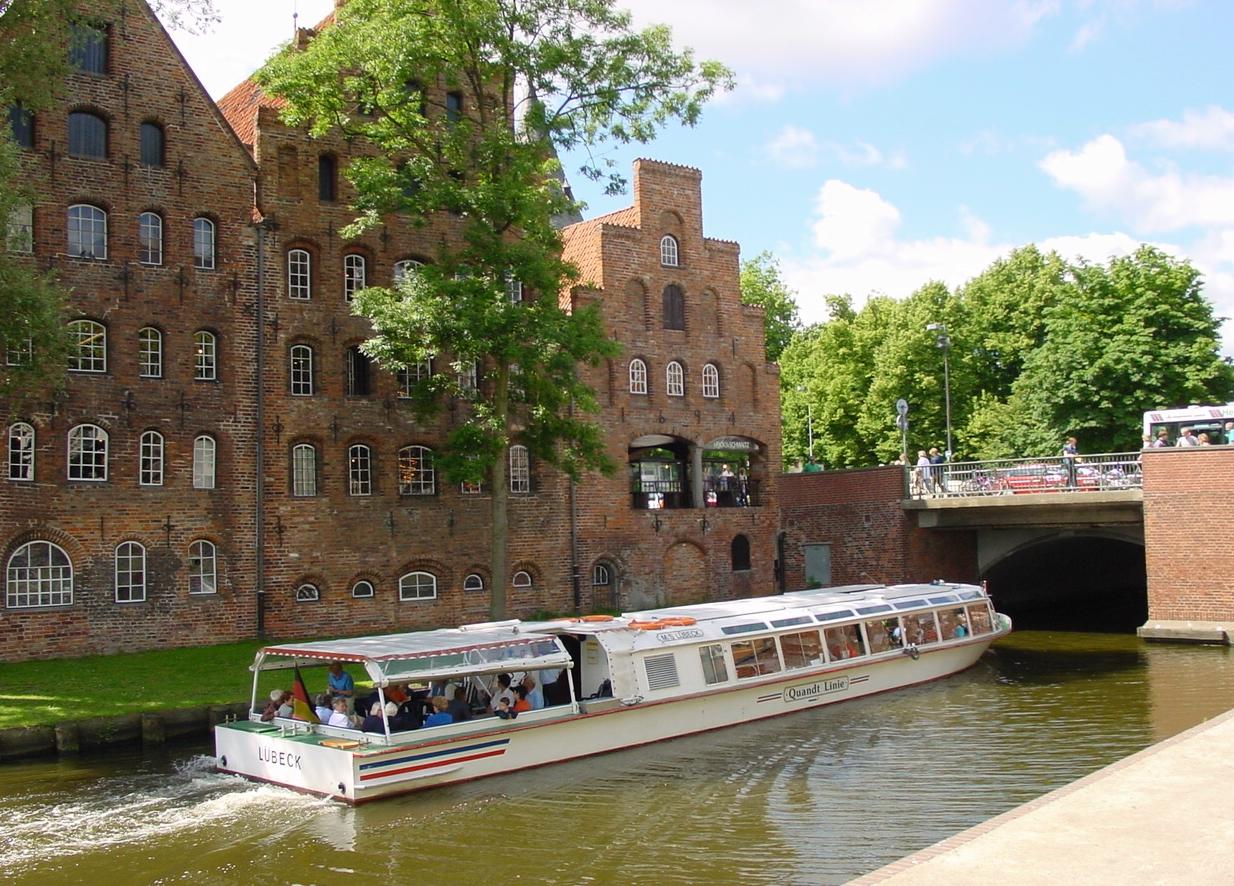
[662,540,707,606]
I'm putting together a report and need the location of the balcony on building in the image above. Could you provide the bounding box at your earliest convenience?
[628,434,764,510]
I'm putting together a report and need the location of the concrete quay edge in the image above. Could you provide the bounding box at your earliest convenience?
[1137,619,1233,643]
[851,706,1234,885]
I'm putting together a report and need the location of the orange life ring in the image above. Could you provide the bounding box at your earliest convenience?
[627,619,667,631]
[657,616,697,627]
[575,614,615,622]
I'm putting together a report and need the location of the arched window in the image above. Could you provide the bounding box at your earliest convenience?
[512,570,533,589]
[399,571,437,601]
[68,111,107,159]
[592,563,611,587]
[193,330,217,381]
[398,445,435,495]
[346,345,372,396]
[138,211,162,265]
[348,443,372,496]
[660,234,679,267]
[393,258,423,287]
[289,344,314,396]
[343,254,366,302]
[398,356,434,397]
[139,122,164,167]
[188,540,216,595]
[291,443,317,496]
[67,204,107,259]
[666,361,684,397]
[6,541,72,608]
[351,580,375,598]
[115,541,146,603]
[463,573,484,592]
[318,154,337,202]
[8,422,35,482]
[193,434,216,489]
[139,430,164,486]
[193,217,215,269]
[296,583,320,602]
[138,327,162,378]
[287,248,311,299]
[457,359,478,397]
[68,319,106,372]
[629,358,647,395]
[731,534,751,572]
[67,424,107,481]
[509,444,530,494]
[662,284,685,330]
[702,363,720,399]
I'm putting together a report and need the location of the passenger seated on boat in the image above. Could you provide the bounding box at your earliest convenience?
[261,689,291,722]
[489,673,516,713]
[327,697,357,729]
[327,662,356,713]
[953,619,968,638]
[361,701,388,734]
[398,692,428,730]
[445,684,472,722]
[314,693,333,723]
[494,698,517,720]
[423,695,453,727]
[520,675,544,710]
[512,684,532,714]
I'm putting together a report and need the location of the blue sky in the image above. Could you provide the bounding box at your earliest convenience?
[174,0,1234,351]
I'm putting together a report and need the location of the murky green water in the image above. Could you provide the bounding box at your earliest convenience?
[2,632,1230,885]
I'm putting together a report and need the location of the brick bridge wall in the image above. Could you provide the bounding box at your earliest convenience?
[779,467,978,590]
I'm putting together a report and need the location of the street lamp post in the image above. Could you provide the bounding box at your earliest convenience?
[796,385,814,465]
[926,323,953,461]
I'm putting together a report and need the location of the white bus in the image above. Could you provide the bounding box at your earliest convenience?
[1142,404,1234,445]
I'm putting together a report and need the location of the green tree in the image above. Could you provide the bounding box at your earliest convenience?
[257,0,731,617]
[739,250,800,363]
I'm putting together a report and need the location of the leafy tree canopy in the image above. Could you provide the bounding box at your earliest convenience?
[739,250,800,363]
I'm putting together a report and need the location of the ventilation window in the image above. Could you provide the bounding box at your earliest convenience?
[643,653,680,691]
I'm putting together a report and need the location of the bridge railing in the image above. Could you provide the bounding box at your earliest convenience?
[905,451,1143,500]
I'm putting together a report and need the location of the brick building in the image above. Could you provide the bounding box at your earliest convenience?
[1,2,781,660]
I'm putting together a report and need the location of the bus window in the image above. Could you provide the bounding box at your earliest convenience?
[779,630,823,669]
[966,604,993,634]
[824,624,864,660]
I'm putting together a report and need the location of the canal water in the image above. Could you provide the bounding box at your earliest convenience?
[2,631,1231,885]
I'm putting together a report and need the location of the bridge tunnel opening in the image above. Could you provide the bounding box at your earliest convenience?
[983,537,1147,632]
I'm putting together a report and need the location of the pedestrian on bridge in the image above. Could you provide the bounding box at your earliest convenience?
[1062,436,1079,487]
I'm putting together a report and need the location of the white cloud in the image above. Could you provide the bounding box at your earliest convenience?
[764,127,908,171]
[765,126,819,168]
[810,181,903,259]
[1132,106,1234,152]
[1039,134,1234,233]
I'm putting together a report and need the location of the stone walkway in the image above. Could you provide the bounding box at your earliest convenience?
[852,707,1234,885]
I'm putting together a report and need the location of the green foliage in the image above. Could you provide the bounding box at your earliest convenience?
[739,250,800,363]
[258,0,730,617]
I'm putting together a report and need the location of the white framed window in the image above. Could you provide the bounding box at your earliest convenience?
[660,234,679,267]
[702,363,719,399]
[457,359,478,396]
[288,248,311,299]
[5,337,32,367]
[348,443,372,496]
[393,258,423,287]
[295,583,320,602]
[188,539,216,595]
[351,580,375,599]
[67,424,107,481]
[509,444,530,494]
[7,203,33,253]
[138,211,162,265]
[290,344,314,395]
[399,570,437,601]
[193,434,216,490]
[463,573,484,592]
[8,422,34,482]
[6,541,73,608]
[592,563,611,586]
[139,430,164,486]
[506,272,523,304]
[629,358,647,395]
[460,479,483,494]
[192,217,215,270]
[193,330,217,381]
[114,541,146,603]
[343,254,366,301]
[68,319,106,372]
[666,361,684,397]
[68,204,107,259]
[512,570,533,589]
[292,443,317,496]
[398,445,435,495]
[138,327,162,378]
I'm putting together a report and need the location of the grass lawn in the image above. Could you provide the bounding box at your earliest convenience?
[0,640,372,729]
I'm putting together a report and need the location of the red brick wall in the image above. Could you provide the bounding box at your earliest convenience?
[1142,448,1234,621]
[779,467,978,589]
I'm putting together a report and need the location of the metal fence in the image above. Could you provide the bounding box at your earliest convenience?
[906,451,1143,500]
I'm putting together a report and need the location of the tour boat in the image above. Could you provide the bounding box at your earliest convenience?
[214,581,1011,803]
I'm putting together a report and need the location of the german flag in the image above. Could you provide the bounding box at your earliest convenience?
[291,666,320,724]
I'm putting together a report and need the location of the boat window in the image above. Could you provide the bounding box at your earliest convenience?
[813,609,854,622]
[865,618,903,653]
[904,611,939,645]
[966,604,993,634]
[731,637,781,679]
[958,590,983,601]
[938,607,970,639]
[928,595,957,604]
[770,615,812,628]
[893,598,928,610]
[698,644,729,685]
[855,604,893,615]
[721,622,766,635]
[779,630,824,669]
[824,624,864,660]
[643,653,680,691]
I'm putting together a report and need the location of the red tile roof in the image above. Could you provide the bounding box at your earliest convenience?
[216,77,284,148]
